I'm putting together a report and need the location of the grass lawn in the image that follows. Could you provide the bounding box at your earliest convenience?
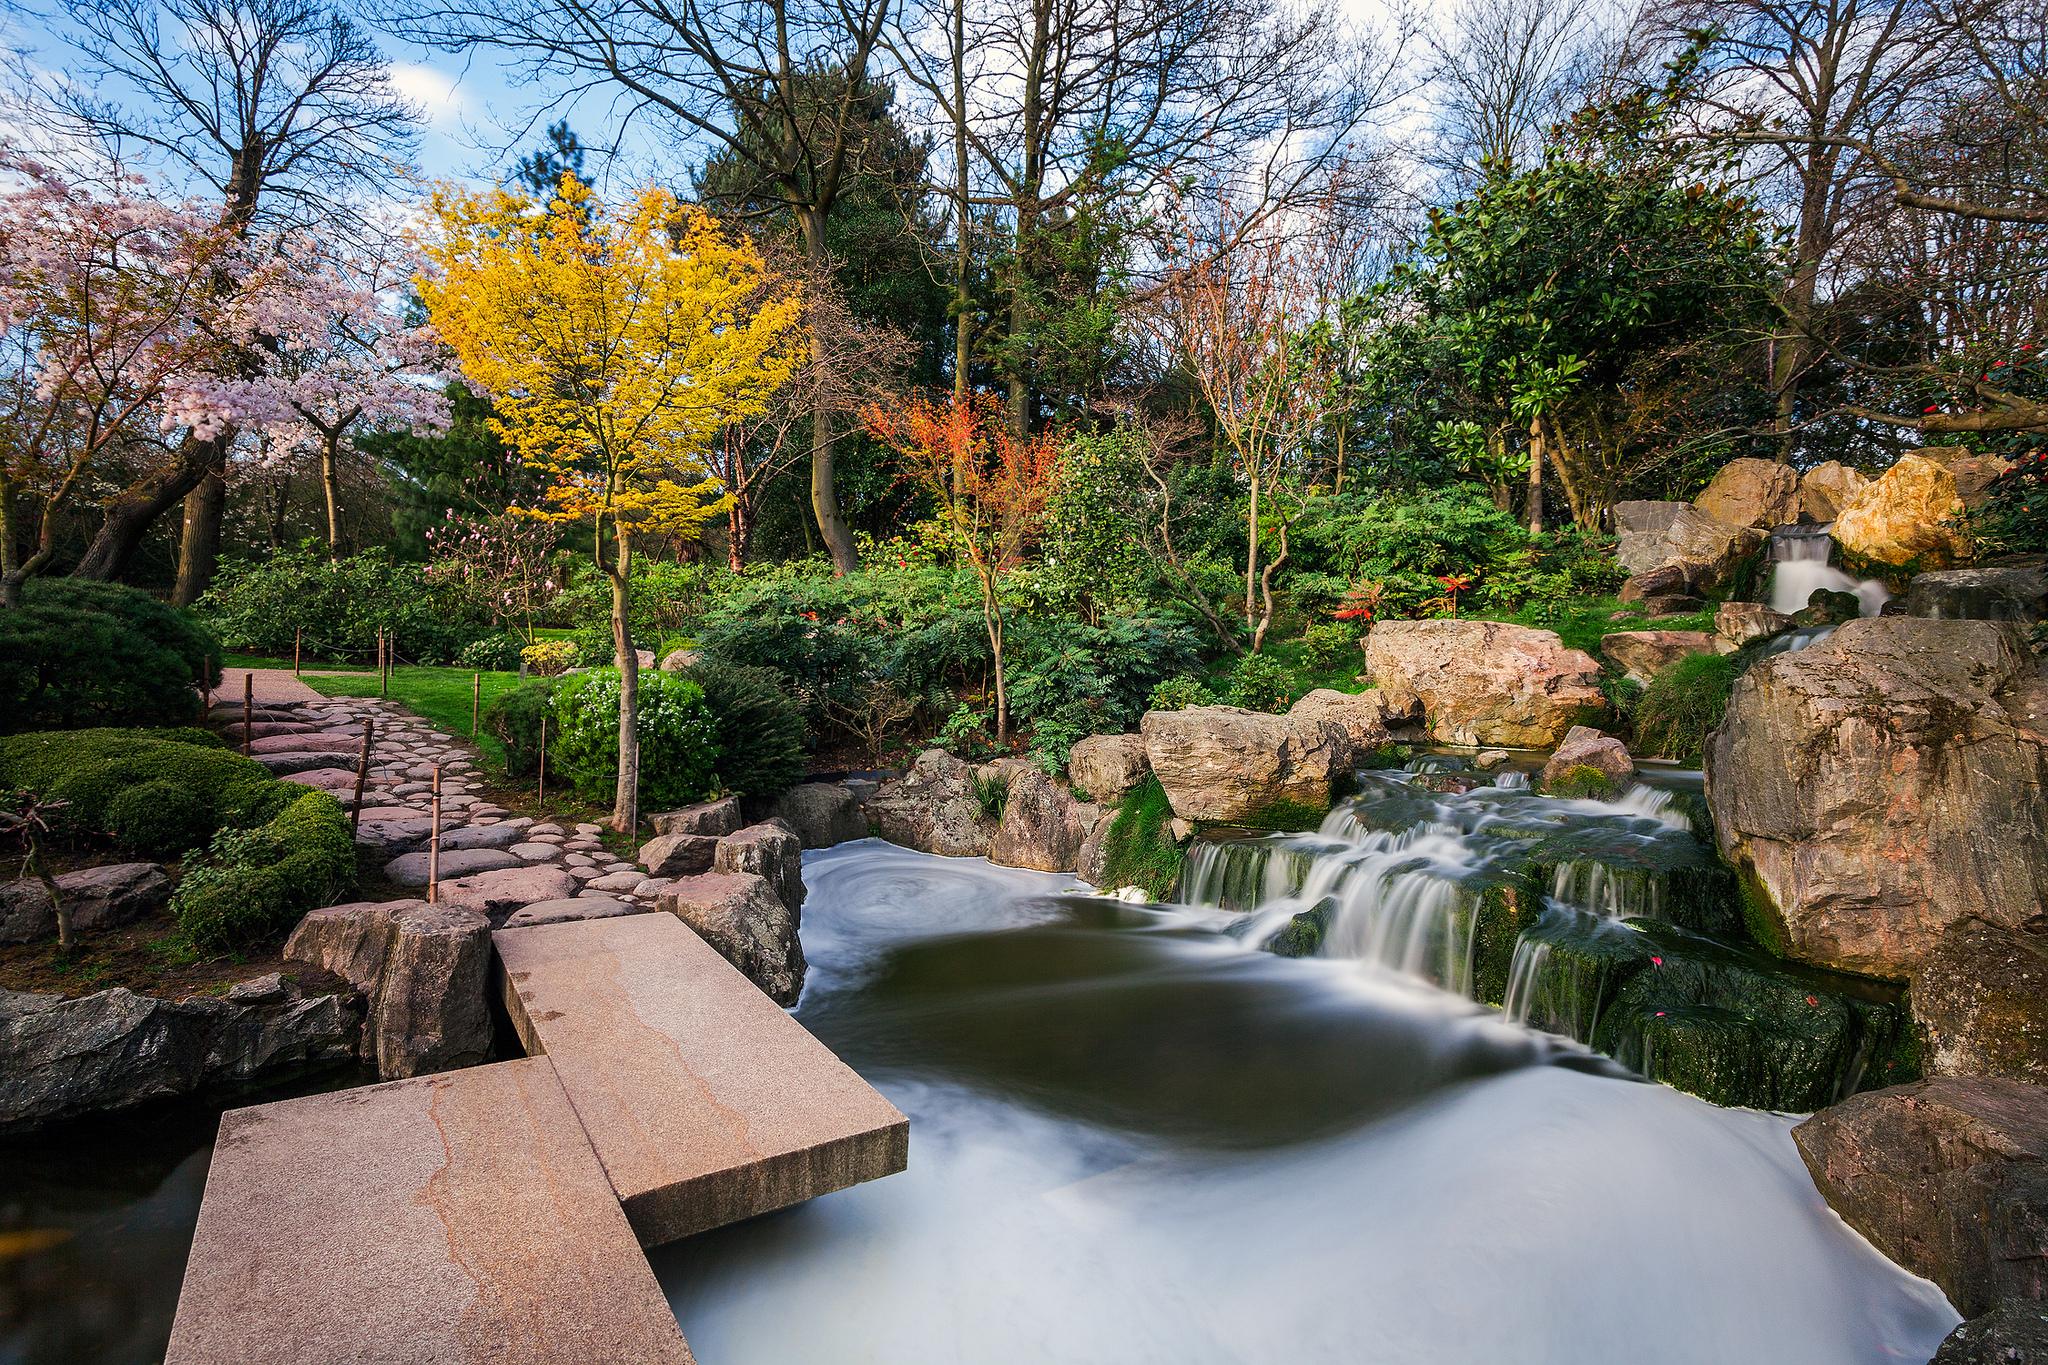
[221,651,375,672]
[304,665,524,770]
[1481,596,1717,656]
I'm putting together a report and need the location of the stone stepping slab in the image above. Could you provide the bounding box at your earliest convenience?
[248,732,359,755]
[383,848,522,886]
[502,896,642,929]
[164,1058,694,1365]
[494,913,908,1246]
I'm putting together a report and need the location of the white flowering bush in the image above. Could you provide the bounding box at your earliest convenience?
[551,669,718,808]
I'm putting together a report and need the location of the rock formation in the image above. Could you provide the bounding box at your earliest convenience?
[1365,619,1605,747]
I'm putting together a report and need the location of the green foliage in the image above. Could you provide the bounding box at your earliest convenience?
[935,703,998,760]
[105,779,216,859]
[521,639,579,676]
[1636,652,1737,765]
[1,579,221,732]
[1298,622,1359,674]
[457,634,524,671]
[971,769,1010,821]
[1097,775,1182,898]
[681,658,806,800]
[551,669,719,810]
[1292,485,1527,614]
[0,728,283,850]
[1226,652,1295,712]
[480,680,557,777]
[170,791,354,952]
[1040,428,1163,615]
[1147,676,1215,711]
[1007,614,1206,737]
[1973,445,2048,555]
[198,545,493,664]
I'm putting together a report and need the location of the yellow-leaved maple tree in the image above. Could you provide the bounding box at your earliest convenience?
[418,175,802,831]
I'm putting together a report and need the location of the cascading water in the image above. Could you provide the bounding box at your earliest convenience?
[1767,523,1890,618]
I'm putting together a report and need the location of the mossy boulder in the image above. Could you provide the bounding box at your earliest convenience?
[1264,897,1338,958]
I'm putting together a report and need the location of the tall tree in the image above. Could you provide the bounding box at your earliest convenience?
[419,176,801,832]
[395,0,893,574]
[29,0,417,597]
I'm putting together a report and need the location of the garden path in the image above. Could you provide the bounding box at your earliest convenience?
[207,665,325,707]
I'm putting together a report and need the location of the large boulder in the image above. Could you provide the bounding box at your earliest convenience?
[1922,446,2017,511]
[1706,617,2048,978]
[647,796,742,838]
[0,863,171,946]
[658,870,805,1006]
[1931,1303,2048,1363]
[712,819,805,916]
[1714,601,1793,648]
[1906,563,2048,623]
[1695,457,1801,530]
[1792,1077,2048,1317]
[285,899,494,1079]
[1287,688,1397,764]
[864,749,996,857]
[0,974,359,1134]
[1138,706,1348,824]
[639,831,717,877]
[989,768,1100,872]
[1914,920,2048,1084]
[768,782,868,848]
[1619,507,1767,602]
[1799,460,1870,523]
[1538,725,1635,795]
[1067,734,1152,805]
[1614,500,1690,576]
[1598,630,1724,686]
[1833,454,1971,570]
[1364,619,1605,748]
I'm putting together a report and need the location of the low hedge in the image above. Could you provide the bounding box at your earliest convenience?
[0,578,221,732]
[170,790,355,951]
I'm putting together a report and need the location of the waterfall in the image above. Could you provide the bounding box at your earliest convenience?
[1766,524,1889,617]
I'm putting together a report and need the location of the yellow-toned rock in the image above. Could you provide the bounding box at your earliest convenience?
[1832,455,1970,569]
[1798,460,1868,522]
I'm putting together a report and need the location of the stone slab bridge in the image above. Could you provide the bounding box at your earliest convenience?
[163,913,908,1364]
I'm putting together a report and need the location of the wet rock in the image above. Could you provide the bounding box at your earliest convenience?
[1907,564,2048,623]
[1792,587,1862,627]
[0,977,359,1134]
[865,749,996,857]
[1833,454,1972,570]
[1715,601,1793,648]
[1914,920,2048,1084]
[1139,706,1349,824]
[1792,1076,2048,1316]
[1931,1302,2048,1364]
[0,863,171,946]
[1473,749,1511,770]
[1067,734,1153,805]
[1365,619,1605,748]
[1599,630,1724,686]
[1706,617,2048,978]
[435,865,580,920]
[1539,726,1634,794]
[713,819,805,916]
[1264,896,1338,958]
[1075,809,1117,886]
[1619,508,1768,602]
[1287,688,1397,765]
[501,896,640,928]
[638,831,718,877]
[767,782,868,849]
[383,847,520,886]
[1799,460,1869,522]
[647,796,743,839]
[285,899,494,1079]
[658,871,805,1006]
[1695,457,1801,530]
[988,769,1100,873]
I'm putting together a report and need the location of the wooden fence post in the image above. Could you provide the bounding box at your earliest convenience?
[427,765,442,905]
[471,672,481,737]
[293,626,301,677]
[537,715,547,805]
[349,718,375,839]
[242,673,253,755]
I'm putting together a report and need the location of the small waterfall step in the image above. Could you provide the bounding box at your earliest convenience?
[164,1058,696,1365]
[495,913,909,1247]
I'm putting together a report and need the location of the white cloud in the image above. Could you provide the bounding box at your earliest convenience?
[389,62,468,128]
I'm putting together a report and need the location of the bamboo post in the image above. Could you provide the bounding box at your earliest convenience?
[242,673,253,755]
[427,766,442,905]
[537,715,547,805]
[380,630,391,697]
[471,672,481,737]
[293,626,301,677]
[349,718,375,838]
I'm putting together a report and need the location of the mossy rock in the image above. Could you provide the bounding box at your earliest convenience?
[1470,877,1543,1006]
[1544,764,1619,800]
[1524,827,1743,940]
[1357,744,1416,770]
[1792,588,1862,627]
[1264,896,1338,958]
[1099,775,1185,900]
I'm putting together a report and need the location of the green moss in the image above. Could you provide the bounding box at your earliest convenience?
[1264,896,1337,958]
[1635,651,1737,766]
[1231,798,1333,832]
[1098,775,1184,899]
[1470,878,1542,1006]
[1733,862,1790,958]
[1543,764,1619,800]
[1358,743,1415,770]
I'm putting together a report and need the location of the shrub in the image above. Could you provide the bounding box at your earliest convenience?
[170,790,355,951]
[457,634,523,671]
[1299,622,1359,675]
[935,703,998,760]
[0,579,221,732]
[197,545,492,664]
[551,669,719,810]
[1147,676,1214,711]
[0,728,282,847]
[681,658,806,800]
[1636,653,1737,766]
[106,779,216,858]
[1227,652,1295,712]
[521,640,579,676]
[479,680,557,777]
[1025,699,1096,775]
[971,769,1010,821]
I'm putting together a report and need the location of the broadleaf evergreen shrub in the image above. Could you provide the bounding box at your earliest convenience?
[198,545,492,663]
[681,659,806,800]
[171,790,355,951]
[551,669,719,809]
[1,579,221,732]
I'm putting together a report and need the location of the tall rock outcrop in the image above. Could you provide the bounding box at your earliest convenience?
[1365,619,1605,748]
[1706,617,2048,978]
[1695,457,1801,530]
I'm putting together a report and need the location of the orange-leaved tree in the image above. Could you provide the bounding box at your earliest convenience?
[863,391,1058,743]
[418,175,802,832]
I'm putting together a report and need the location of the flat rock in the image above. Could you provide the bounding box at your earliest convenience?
[162,1058,695,1365]
[438,823,524,853]
[436,866,580,920]
[259,752,353,776]
[1715,601,1793,647]
[646,797,743,839]
[510,841,562,862]
[639,831,717,877]
[1907,564,2048,623]
[248,732,359,755]
[353,814,434,855]
[1365,619,1605,748]
[1599,630,1724,686]
[502,896,641,928]
[1,863,171,946]
[383,848,521,886]
[1139,707,1347,824]
[1286,689,1399,765]
[493,914,906,1246]
[587,871,645,893]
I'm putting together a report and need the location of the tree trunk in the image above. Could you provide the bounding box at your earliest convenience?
[727,493,752,572]
[173,464,226,605]
[74,434,220,583]
[796,207,858,574]
[1525,414,1545,536]
[951,0,973,413]
[610,517,639,835]
[1244,470,1261,628]
[984,577,1009,742]
[320,440,344,557]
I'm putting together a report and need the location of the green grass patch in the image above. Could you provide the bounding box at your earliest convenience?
[1482,596,1715,656]
[1098,775,1184,898]
[305,665,524,771]
[220,651,375,672]
[1635,652,1737,766]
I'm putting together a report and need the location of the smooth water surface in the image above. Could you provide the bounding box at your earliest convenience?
[653,840,1958,1365]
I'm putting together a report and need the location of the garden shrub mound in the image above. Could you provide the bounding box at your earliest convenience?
[0,578,221,732]
[680,658,805,801]
[486,668,721,809]
[0,728,355,949]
